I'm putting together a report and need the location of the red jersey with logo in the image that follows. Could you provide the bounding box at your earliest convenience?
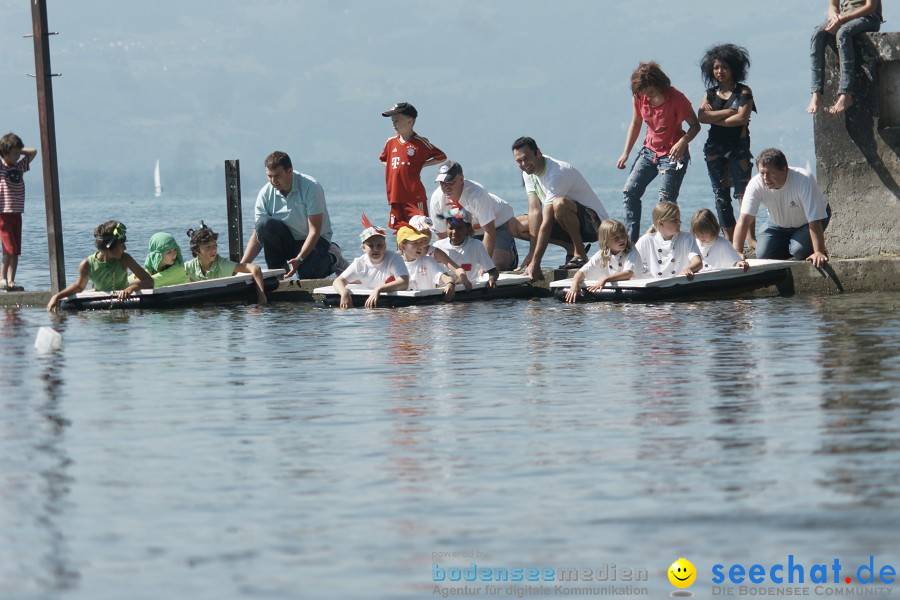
[0,156,31,213]
[379,134,446,211]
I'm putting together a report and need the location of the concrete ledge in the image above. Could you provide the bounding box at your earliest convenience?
[3,257,897,308]
[0,290,52,308]
[272,277,324,302]
[776,255,900,295]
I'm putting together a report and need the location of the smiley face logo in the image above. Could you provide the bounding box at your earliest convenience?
[668,558,696,588]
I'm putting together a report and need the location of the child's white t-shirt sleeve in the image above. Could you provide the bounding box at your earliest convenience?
[634,235,652,275]
[463,239,496,274]
[683,235,701,260]
[387,252,410,279]
[428,256,450,286]
[700,238,743,270]
[579,250,606,280]
[338,257,364,283]
[475,241,496,272]
[622,248,642,274]
[715,238,742,267]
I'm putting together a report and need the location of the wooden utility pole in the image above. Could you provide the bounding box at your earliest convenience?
[31,0,65,293]
[225,160,243,262]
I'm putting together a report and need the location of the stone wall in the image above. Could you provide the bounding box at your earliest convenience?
[813,31,900,257]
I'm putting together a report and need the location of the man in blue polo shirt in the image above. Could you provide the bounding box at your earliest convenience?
[241,151,347,278]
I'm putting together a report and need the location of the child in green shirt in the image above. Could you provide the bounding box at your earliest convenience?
[184,222,267,305]
[131,232,189,287]
[47,221,153,311]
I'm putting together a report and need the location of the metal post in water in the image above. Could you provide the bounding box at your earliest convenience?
[225,160,243,262]
[31,0,65,293]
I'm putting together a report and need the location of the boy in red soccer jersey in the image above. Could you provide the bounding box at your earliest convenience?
[379,102,446,230]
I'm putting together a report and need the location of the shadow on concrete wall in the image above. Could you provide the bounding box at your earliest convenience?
[842,36,900,199]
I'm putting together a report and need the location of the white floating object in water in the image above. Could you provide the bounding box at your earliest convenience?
[34,326,62,352]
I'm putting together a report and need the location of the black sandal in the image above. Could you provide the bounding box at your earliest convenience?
[560,257,587,270]
[558,255,575,269]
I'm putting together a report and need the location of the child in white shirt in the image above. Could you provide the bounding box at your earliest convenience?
[635,201,703,279]
[333,215,409,308]
[409,214,472,290]
[432,205,498,289]
[690,209,749,272]
[396,225,455,299]
[565,219,643,302]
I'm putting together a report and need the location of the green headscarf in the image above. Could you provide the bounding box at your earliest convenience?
[144,232,184,274]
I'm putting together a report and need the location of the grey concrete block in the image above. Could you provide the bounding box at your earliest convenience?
[813,31,900,258]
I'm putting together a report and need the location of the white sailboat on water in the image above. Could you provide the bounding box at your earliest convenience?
[154,159,163,197]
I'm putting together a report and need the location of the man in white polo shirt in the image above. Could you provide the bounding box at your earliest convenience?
[511,136,610,280]
[733,148,831,267]
[429,160,526,270]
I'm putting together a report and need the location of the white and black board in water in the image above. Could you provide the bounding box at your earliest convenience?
[313,273,536,307]
[60,269,285,310]
[549,259,795,302]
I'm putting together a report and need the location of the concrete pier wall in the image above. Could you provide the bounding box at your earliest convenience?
[813,31,900,258]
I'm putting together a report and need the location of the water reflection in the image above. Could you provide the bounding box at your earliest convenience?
[631,303,695,429]
[1,309,26,394]
[34,349,79,590]
[385,308,435,391]
[816,295,900,507]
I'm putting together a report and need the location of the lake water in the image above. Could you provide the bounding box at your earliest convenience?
[3,192,898,599]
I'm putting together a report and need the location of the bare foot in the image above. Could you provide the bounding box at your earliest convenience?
[828,94,854,115]
[807,92,823,114]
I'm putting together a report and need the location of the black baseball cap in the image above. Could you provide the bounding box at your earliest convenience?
[435,161,463,183]
[382,102,418,118]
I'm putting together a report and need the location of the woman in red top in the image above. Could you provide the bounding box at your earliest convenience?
[617,62,701,242]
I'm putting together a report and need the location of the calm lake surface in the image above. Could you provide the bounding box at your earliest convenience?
[3,193,899,599]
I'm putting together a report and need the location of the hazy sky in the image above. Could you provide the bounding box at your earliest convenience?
[1,0,835,195]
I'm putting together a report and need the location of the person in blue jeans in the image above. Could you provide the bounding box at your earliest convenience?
[732,149,831,268]
[240,151,349,279]
[618,62,701,242]
[697,43,757,247]
[807,0,882,115]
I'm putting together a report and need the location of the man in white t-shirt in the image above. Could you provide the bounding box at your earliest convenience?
[733,148,831,267]
[511,136,610,280]
[429,160,527,270]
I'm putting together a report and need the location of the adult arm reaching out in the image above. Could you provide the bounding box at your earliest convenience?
[285,213,324,277]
